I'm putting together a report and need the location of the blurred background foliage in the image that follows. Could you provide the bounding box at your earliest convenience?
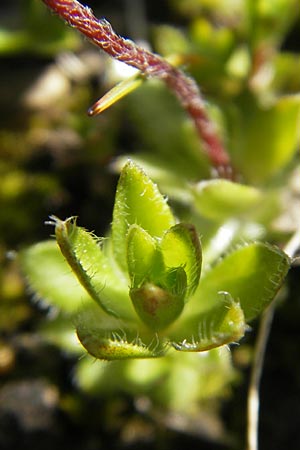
[0,1,300,449]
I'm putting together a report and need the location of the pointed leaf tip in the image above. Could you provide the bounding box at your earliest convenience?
[112,161,175,270]
[88,74,143,116]
[54,216,135,320]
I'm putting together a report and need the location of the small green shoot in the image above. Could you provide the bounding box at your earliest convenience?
[20,161,290,360]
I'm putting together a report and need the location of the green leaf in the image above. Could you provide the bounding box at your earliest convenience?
[162,267,187,299]
[272,52,300,94]
[185,242,290,322]
[88,73,143,116]
[125,83,210,180]
[76,308,165,360]
[126,223,201,330]
[53,216,136,321]
[169,293,246,352]
[126,224,164,288]
[193,179,263,220]
[74,347,235,413]
[112,161,175,270]
[250,0,299,48]
[113,154,195,204]
[19,240,91,312]
[230,94,300,183]
[160,223,202,298]
[39,314,84,354]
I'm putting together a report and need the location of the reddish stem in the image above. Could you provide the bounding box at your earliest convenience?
[42,0,231,171]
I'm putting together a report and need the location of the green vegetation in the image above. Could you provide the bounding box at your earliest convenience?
[1,1,299,448]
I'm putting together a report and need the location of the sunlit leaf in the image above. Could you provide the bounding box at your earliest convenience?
[19,240,91,312]
[193,179,263,220]
[76,308,166,360]
[184,242,290,322]
[112,160,175,270]
[53,216,135,320]
[88,73,143,116]
[170,293,246,351]
[230,94,300,183]
[126,224,164,288]
[39,314,83,354]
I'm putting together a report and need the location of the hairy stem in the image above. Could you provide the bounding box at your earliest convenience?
[42,0,231,171]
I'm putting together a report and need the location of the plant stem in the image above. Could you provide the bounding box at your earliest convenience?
[246,229,300,450]
[42,0,231,172]
[246,301,276,450]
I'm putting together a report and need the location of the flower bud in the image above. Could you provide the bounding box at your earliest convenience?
[130,282,184,330]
